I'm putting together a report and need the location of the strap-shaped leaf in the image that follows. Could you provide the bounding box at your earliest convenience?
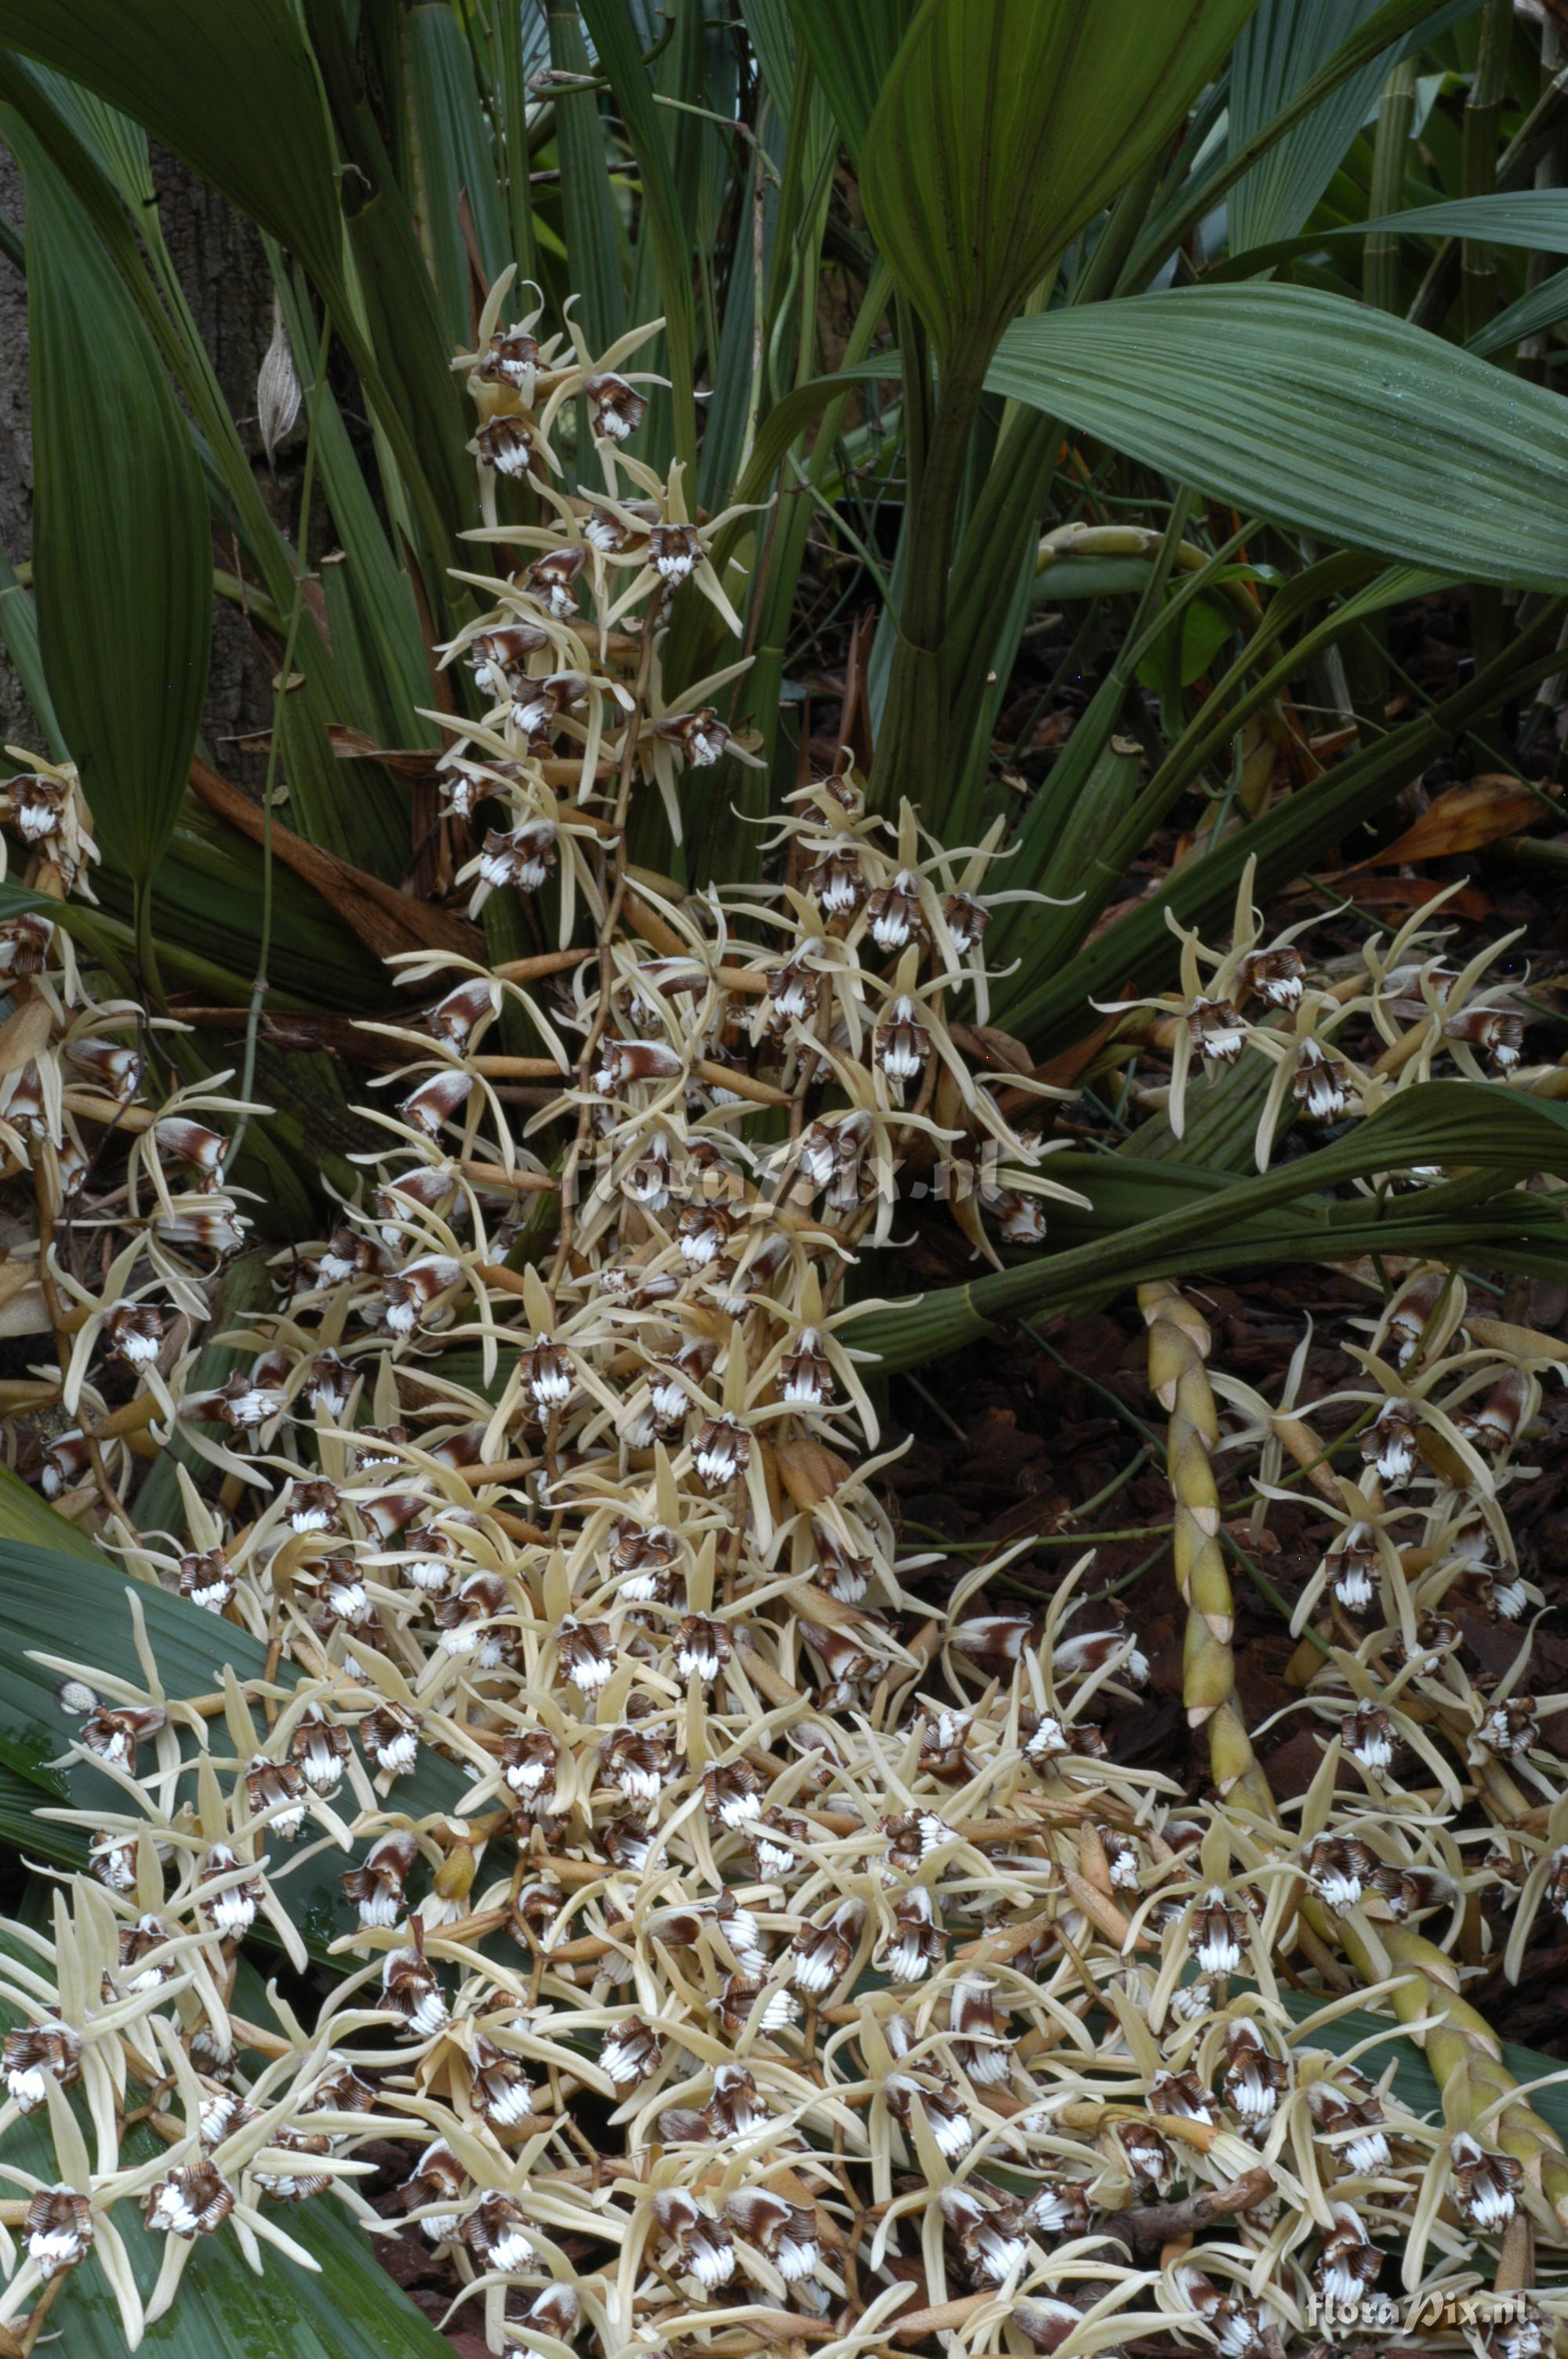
[859,0,1258,356]
[8,113,211,885]
[989,282,1568,587]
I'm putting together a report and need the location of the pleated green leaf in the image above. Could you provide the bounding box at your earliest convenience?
[1228,0,1396,251]
[1127,0,1481,278]
[858,0,1259,356]
[0,1539,467,1958]
[786,0,909,160]
[1472,260,1568,358]
[1211,185,1568,281]
[989,282,1568,587]
[0,0,346,296]
[8,114,211,885]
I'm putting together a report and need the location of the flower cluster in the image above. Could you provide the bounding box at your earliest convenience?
[1109,867,1537,1165]
[2,289,1565,2359]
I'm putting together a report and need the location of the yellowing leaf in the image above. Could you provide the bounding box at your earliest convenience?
[1362,776,1552,866]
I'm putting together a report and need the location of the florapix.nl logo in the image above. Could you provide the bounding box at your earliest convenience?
[1305,2288,1545,2335]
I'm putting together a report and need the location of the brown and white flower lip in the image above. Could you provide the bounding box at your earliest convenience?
[781,1326,833,1408]
[477,325,541,390]
[476,414,538,477]
[1341,1700,1395,1774]
[1294,1034,1348,1121]
[1312,2203,1382,2306]
[1189,1886,1247,1976]
[938,2184,1027,2285]
[655,707,731,767]
[88,1830,138,1892]
[648,521,702,583]
[702,1755,762,1828]
[403,2137,466,2241]
[586,370,648,442]
[728,2187,819,2281]
[675,1612,730,1684]
[2,2019,81,2114]
[555,1615,614,1692]
[706,2059,764,2135]
[361,1701,422,1779]
[1443,1002,1524,1072]
[805,844,864,915]
[343,1829,419,1929]
[874,994,929,1082]
[601,2012,662,2089]
[693,1412,750,1489]
[0,910,55,976]
[1186,995,1244,1064]
[1478,1695,1540,1757]
[78,1701,167,1772]
[382,1936,450,2039]
[147,2162,236,2238]
[519,1330,574,1409]
[291,1704,351,1796]
[789,1896,864,1994]
[1450,2130,1523,2228]
[106,1299,163,1367]
[1308,2077,1390,2175]
[1323,1521,1379,1614]
[866,868,924,951]
[251,2122,332,2203]
[1361,1396,1421,1488]
[200,1842,261,1940]
[1301,1832,1378,1911]
[1148,2066,1214,2125]
[477,820,557,898]
[24,2186,94,2278]
[653,2187,734,2288]
[245,1753,308,1840]
[883,1885,943,1984]
[524,544,586,615]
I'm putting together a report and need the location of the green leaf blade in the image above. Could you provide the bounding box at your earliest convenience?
[9,114,212,883]
[860,0,1259,356]
[989,282,1568,587]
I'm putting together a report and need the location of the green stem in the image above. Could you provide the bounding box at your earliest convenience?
[1365,56,1417,313]
[229,311,333,1167]
[871,344,989,813]
[495,0,539,285]
[1463,0,1515,346]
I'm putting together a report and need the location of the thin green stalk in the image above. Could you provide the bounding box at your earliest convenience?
[1463,0,1517,346]
[1408,43,1568,330]
[229,312,333,1169]
[496,0,539,283]
[1520,13,1567,381]
[1365,56,1417,313]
